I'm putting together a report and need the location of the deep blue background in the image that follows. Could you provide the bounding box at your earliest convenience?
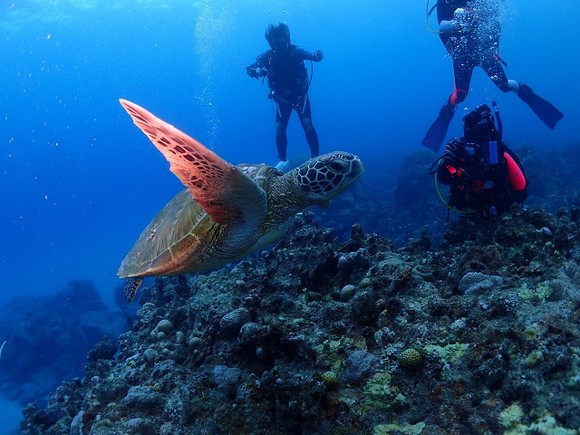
[0,0,578,430]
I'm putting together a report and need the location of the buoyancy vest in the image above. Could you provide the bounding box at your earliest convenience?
[436,137,528,215]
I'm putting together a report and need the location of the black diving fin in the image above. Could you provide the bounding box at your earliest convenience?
[517,83,564,129]
[421,101,456,152]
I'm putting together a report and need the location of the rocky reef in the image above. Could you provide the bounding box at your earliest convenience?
[0,280,128,408]
[20,204,580,434]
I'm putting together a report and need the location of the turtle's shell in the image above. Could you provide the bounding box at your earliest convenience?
[118,164,275,279]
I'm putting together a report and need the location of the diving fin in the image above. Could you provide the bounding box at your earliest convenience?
[517,83,563,129]
[422,101,456,152]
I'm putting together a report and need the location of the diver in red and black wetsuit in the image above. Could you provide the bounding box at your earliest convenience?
[422,0,564,152]
[433,102,528,219]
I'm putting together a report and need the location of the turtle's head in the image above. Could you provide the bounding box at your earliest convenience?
[294,151,364,203]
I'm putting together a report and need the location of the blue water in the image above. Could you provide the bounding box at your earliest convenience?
[0,0,578,431]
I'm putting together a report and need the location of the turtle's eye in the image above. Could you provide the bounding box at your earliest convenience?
[328,160,348,173]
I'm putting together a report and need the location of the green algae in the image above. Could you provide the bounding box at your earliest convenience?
[500,403,577,435]
[373,421,425,435]
[517,282,552,303]
[352,371,404,415]
[314,337,356,372]
[424,343,469,363]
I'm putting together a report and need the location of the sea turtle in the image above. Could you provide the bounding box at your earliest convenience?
[118,99,364,302]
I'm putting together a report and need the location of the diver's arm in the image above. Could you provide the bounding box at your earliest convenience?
[246,52,269,78]
[440,7,475,33]
[439,19,459,33]
[295,47,324,62]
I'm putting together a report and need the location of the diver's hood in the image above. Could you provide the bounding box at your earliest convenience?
[265,23,291,46]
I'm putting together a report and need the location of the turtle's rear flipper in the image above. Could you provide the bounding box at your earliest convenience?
[124,277,143,303]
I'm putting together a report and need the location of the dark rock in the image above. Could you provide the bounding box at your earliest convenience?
[219,308,251,336]
[87,337,117,362]
[341,349,375,385]
[350,290,379,326]
[121,386,163,411]
[212,365,241,397]
[458,272,503,295]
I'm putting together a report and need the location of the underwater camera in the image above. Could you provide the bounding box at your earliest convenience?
[463,103,501,166]
[463,104,498,142]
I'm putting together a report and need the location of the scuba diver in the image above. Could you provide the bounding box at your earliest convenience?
[422,0,564,152]
[432,102,528,219]
[247,23,324,172]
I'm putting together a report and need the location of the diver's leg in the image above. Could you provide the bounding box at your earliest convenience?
[481,54,516,93]
[297,95,319,158]
[275,101,292,161]
[481,53,563,128]
[450,57,474,105]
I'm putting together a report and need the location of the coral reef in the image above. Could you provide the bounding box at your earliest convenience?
[19,204,580,434]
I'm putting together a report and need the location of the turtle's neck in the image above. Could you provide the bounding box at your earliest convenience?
[267,171,314,224]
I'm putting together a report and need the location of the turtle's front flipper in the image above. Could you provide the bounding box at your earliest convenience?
[119,99,265,226]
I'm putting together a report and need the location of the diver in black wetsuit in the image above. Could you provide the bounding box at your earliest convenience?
[422,0,564,152]
[247,23,324,171]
